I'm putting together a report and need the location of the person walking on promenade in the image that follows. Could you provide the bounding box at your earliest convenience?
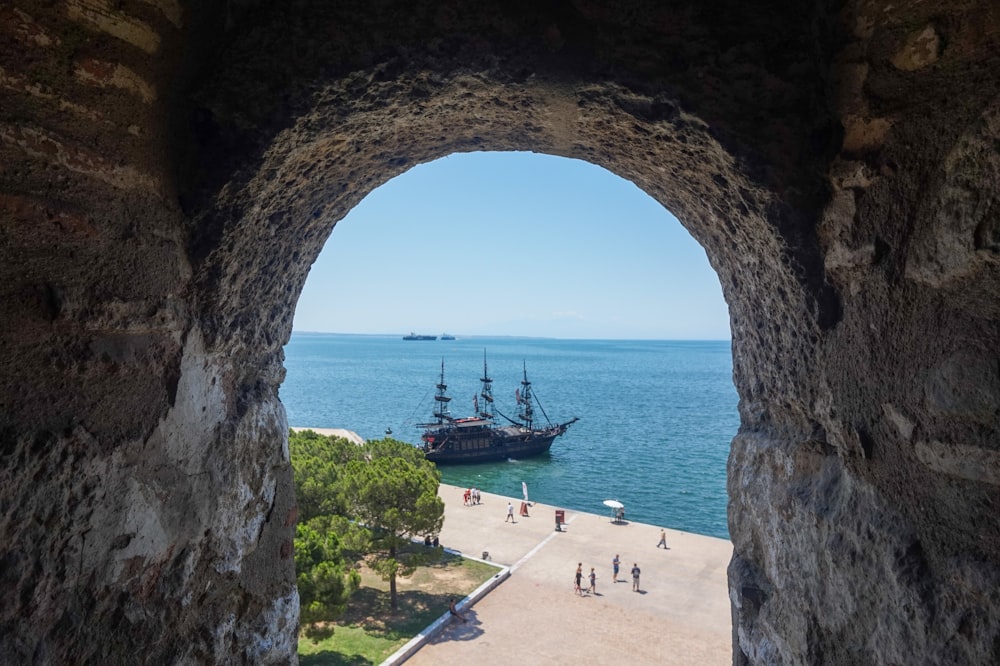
[506,501,515,523]
[612,554,621,583]
[575,563,583,595]
[588,567,597,594]
[657,529,669,549]
[631,563,641,592]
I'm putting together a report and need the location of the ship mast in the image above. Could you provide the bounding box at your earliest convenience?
[478,351,495,421]
[517,360,535,427]
[432,358,452,423]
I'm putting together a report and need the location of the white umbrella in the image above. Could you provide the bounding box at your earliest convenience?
[603,499,624,509]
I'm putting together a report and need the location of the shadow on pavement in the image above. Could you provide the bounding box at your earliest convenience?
[427,610,485,643]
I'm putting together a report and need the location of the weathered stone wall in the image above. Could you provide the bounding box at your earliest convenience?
[1,0,997,663]
[728,3,1000,663]
[1,1,297,662]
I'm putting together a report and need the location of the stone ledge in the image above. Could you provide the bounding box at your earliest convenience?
[382,550,510,666]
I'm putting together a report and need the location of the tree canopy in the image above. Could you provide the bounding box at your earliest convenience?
[289,430,445,617]
[290,429,360,522]
[295,521,359,638]
[289,431,366,638]
[339,440,445,611]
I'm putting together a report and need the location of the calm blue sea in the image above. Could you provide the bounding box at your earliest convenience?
[281,334,738,540]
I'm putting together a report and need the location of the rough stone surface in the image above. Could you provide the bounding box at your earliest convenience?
[1,1,998,664]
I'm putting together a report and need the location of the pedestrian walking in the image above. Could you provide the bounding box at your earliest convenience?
[657,529,668,549]
[612,554,620,583]
[631,563,641,592]
[588,567,597,594]
[575,563,583,595]
[506,501,515,522]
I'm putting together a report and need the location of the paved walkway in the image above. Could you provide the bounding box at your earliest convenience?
[407,484,733,665]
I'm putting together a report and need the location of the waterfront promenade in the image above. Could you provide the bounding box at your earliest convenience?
[409,483,733,665]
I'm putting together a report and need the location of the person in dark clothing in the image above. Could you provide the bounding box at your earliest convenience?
[449,598,468,623]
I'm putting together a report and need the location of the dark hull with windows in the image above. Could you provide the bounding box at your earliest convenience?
[421,419,576,464]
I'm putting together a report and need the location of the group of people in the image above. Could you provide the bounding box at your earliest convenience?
[611,553,642,592]
[574,557,642,595]
[463,487,481,505]
[574,562,598,595]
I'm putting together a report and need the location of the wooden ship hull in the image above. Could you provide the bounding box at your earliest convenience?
[417,355,577,465]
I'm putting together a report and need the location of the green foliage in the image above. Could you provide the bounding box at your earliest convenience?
[340,455,443,539]
[295,520,361,632]
[290,430,364,522]
[307,514,370,560]
[338,439,445,611]
[290,429,367,635]
[298,552,501,665]
[362,438,433,466]
[290,431,444,618]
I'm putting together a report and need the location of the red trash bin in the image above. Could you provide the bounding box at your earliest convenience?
[555,509,565,531]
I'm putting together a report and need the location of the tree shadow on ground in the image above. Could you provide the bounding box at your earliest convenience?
[299,650,371,666]
[301,548,496,662]
[338,588,458,640]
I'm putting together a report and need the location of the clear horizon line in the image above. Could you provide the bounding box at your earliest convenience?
[289,329,732,342]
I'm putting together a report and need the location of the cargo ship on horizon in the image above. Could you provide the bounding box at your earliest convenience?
[403,332,437,340]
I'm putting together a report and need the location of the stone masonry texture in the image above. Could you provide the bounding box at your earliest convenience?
[0,1,998,664]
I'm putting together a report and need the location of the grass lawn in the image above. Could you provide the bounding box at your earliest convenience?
[299,550,500,665]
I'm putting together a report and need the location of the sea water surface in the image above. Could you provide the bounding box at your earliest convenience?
[281,334,738,540]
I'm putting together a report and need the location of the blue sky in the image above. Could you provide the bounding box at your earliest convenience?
[292,151,730,340]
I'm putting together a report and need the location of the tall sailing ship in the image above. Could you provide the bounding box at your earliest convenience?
[418,355,578,464]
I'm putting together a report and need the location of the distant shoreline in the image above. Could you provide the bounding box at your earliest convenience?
[288,331,733,342]
[290,426,365,445]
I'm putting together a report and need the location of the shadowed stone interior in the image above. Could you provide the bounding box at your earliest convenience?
[1,1,998,663]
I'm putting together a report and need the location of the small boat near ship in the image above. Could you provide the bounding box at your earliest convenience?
[403,332,437,340]
[418,355,578,464]
[440,334,456,340]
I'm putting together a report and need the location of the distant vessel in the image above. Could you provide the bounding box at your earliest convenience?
[441,334,456,340]
[403,332,437,340]
[418,355,578,464]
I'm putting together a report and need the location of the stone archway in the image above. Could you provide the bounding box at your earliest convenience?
[1,1,998,663]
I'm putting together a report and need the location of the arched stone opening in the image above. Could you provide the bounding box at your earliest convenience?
[1,1,998,663]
